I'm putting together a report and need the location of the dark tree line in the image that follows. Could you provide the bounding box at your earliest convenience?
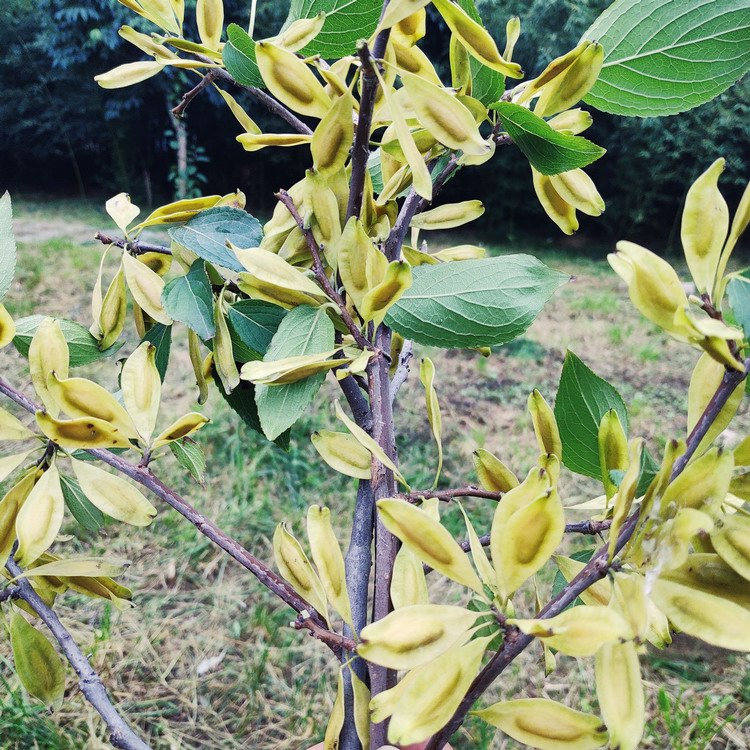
[1,0,748,246]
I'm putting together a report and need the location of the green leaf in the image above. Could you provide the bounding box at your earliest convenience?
[491,102,606,175]
[169,207,262,272]
[256,305,334,440]
[727,277,750,340]
[283,0,381,58]
[215,377,290,449]
[636,447,659,497]
[384,255,569,348]
[60,474,105,532]
[554,351,629,479]
[455,0,505,106]
[169,437,206,486]
[141,323,172,381]
[162,259,215,340]
[0,192,17,300]
[368,152,384,194]
[228,300,286,363]
[584,0,750,117]
[13,316,123,367]
[223,24,263,88]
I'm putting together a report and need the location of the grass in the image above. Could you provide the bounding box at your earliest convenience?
[0,203,749,749]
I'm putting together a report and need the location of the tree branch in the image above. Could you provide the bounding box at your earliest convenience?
[276,189,373,351]
[94,232,172,256]
[0,376,345,648]
[390,339,413,405]
[400,486,504,503]
[425,357,750,750]
[172,70,219,117]
[6,557,152,750]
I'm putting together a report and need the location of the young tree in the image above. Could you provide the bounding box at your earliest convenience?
[1,1,750,749]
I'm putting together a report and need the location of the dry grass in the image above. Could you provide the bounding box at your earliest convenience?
[0,202,748,749]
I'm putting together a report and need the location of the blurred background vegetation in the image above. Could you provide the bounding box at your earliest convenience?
[1,0,749,248]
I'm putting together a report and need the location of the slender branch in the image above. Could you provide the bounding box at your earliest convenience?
[390,339,413,405]
[400,486,504,503]
[0,376,340,644]
[6,557,152,750]
[276,189,373,351]
[211,67,313,135]
[425,357,750,750]
[172,69,219,117]
[0,585,19,603]
[294,611,357,654]
[94,232,172,256]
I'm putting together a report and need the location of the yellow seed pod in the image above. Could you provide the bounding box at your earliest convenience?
[386,635,492,747]
[337,217,377,311]
[660,447,733,515]
[474,448,519,492]
[651,576,750,650]
[611,573,649,641]
[432,244,486,262]
[0,303,15,349]
[527,389,562,458]
[236,132,313,152]
[323,668,345,750]
[392,8,426,45]
[682,158,729,294]
[273,522,329,621]
[458,502,495,590]
[35,412,131,450]
[312,430,371,480]
[71,458,157,526]
[47,373,138,439]
[503,16,521,60]
[152,412,209,448]
[0,407,35,442]
[196,0,223,48]
[311,90,354,177]
[255,41,332,119]
[97,265,127,350]
[360,260,412,327]
[450,33,472,95]
[15,463,65,567]
[475,698,607,750]
[307,505,352,626]
[105,192,140,234]
[494,488,565,597]
[534,42,604,117]
[532,168,579,235]
[555,555,611,607]
[188,330,209,405]
[10,611,65,709]
[711,513,750,583]
[391,544,429,609]
[306,173,342,257]
[134,194,224,230]
[511,605,632,657]
[410,200,485,230]
[376,0,430,33]
[419,357,443,489]
[213,297,240,394]
[595,641,644,750]
[432,0,522,77]
[119,25,178,58]
[335,402,409,487]
[358,603,480,669]
[215,87,261,134]
[549,169,605,217]
[715,180,750,300]
[608,438,643,561]
[0,470,36,566]
[122,251,171,325]
[401,72,489,157]
[348,666,370,750]
[598,409,628,500]
[688,352,744,458]
[94,61,165,89]
[241,349,346,385]
[0,451,32,485]
[547,107,594,134]
[377,498,483,592]
[392,40,443,86]
[608,241,689,336]
[122,341,161,444]
[29,318,69,417]
[272,11,325,51]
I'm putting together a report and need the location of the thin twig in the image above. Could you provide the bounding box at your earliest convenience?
[6,557,152,750]
[401,486,504,503]
[94,232,172,256]
[172,70,219,117]
[390,339,413,405]
[295,612,357,654]
[425,357,750,750]
[276,190,373,351]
